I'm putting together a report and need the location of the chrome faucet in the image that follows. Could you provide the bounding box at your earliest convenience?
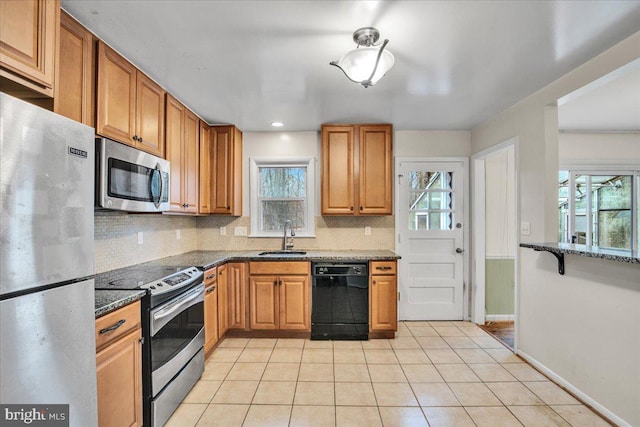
[282,220,295,251]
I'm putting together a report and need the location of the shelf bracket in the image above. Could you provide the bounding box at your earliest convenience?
[534,249,565,275]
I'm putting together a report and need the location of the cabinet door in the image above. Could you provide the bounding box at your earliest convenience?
[54,11,94,125]
[279,275,310,330]
[228,263,246,329]
[96,328,142,427]
[135,71,165,157]
[183,109,199,213]
[217,265,229,338]
[321,126,355,215]
[359,125,392,214]
[211,126,232,214]
[250,275,279,330]
[96,41,136,146]
[165,94,185,212]
[370,274,397,331]
[0,0,58,96]
[198,121,212,213]
[204,285,219,353]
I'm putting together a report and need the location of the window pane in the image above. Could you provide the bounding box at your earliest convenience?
[409,191,453,210]
[408,171,453,190]
[259,167,306,198]
[408,211,453,230]
[598,210,631,249]
[261,200,305,231]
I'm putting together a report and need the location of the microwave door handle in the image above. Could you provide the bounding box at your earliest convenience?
[150,165,162,206]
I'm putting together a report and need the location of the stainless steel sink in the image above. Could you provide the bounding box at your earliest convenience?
[258,251,307,256]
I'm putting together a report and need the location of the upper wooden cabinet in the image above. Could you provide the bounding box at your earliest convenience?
[198,121,212,213]
[200,125,242,215]
[97,41,165,157]
[0,0,59,97]
[321,124,393,215]
[54,11,95,126]
[165,94,199,214]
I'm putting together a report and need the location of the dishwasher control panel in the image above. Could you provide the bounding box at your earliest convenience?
[312,262,368,276]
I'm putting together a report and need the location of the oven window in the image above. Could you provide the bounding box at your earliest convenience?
[151,300,204,372]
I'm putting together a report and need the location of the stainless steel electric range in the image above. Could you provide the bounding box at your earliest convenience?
[95,264,205,427]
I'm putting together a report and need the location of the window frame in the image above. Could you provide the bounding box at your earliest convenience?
[249,157,316,238]
[559,163,639,251]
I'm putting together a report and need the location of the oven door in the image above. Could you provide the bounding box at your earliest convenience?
[149,283,204,396]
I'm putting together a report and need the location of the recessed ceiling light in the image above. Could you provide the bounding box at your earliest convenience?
[271,122,284,127]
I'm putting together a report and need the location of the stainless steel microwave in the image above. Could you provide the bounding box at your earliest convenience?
[95,137,170,212]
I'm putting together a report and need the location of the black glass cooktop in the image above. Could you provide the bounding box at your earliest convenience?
[94,264,196,290]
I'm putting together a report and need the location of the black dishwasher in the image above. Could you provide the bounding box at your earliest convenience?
[311,261,369,340]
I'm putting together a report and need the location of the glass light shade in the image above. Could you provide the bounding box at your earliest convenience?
[335,46,395,86]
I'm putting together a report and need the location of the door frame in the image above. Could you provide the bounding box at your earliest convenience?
[395,157,470,320]
[470,137,520,347]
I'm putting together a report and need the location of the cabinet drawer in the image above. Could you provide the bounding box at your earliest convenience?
[95,301,141,351]
[204,267,217,286]
[250,261,309,275]
[370,260,397,275]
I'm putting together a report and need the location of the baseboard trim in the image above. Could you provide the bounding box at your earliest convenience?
[516,349,629,427]
[485,314,515,322]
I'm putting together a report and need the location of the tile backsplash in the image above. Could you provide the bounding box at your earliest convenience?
[94,212,197,273]
[95,213,395,272]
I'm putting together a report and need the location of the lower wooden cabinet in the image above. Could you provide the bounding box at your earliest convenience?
[217,264,229,338]
[95,301,142,427]
[204,267,219,353]
[370,261,398,332]
[249,262,310,331]
[227,262,247,329]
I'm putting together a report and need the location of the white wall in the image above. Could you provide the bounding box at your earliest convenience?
[471,31,640,426]
[395,130,471,157]
[559,131,640,166]
[484,146,516,258]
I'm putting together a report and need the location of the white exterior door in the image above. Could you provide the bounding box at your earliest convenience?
[397,159,466,320]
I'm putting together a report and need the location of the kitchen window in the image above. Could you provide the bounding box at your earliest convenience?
[250,158,315,237]
[559,167,639,251]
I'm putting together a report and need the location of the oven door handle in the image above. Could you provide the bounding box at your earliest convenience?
[150,285,204,335]
[154,287,202,322]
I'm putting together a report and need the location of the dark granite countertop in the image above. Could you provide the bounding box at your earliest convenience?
[94,250,399,316]
[152,250,401,270]
[95,289,146,318]
[520,243,639,264]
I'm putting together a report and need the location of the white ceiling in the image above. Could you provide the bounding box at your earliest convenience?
[61,1,640,132]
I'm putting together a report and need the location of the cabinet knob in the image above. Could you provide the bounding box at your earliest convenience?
[132,135,139,142]
[350,206,354,211]
[456,248,464,254]
[359,206,363,211]
[139,137,143,142]
[373,280,377,285]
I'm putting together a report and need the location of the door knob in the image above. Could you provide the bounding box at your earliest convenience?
[456,248,464,254]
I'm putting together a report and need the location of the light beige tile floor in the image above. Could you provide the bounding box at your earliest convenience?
[166,321,612,427]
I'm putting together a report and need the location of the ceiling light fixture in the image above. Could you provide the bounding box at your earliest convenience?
[330,27,395,88]
[271,122,284,127]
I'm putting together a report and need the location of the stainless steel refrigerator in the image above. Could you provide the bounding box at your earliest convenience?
[0,93,98,426]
